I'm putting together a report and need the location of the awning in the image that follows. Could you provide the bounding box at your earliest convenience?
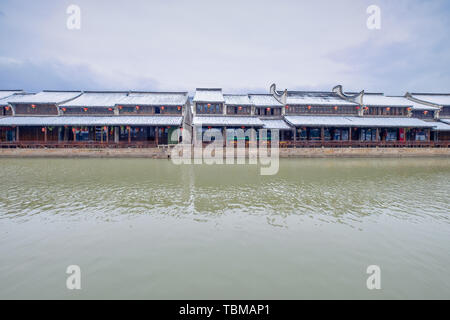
[0,116,183,126]
[260,119,292,130]
[193,116,263,127]
[432,121,450,131]
[284,116,434,128]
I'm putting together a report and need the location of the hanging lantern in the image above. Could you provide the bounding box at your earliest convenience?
[364,106,369,110]
[104,126,107,131]
[334,106,338,111]
[136,105,140,110]
[161,106,165,110]
[177,106,181,111]
[241,126,245,129]
[108,108,113,111]
[407,107,412,111]
[119,105,123,110]
[41,127,45,133]
[307,105,312,110]
[72,128,76,133]
[5,106,10,111]
[62,107,67,112]
[83,107,88,112]
[386,107,391,111]
[238,106,242,111]
[207,104,211,107]
[208,126,212,129]
[266,107,271,111]
[356,106,360,110]
[31,104,36,109]
[285,105,289,109]
[424,110,428,115]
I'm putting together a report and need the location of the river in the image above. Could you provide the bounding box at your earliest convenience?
[0,158,449,299]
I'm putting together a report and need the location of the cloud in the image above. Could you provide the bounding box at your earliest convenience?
[0,0,449,94]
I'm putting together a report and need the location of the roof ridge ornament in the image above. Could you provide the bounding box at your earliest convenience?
[332,85,364,106]
[270,83,287,105]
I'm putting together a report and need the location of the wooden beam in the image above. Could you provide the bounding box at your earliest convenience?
[155,126,159,145]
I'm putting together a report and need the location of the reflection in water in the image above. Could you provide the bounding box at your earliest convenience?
[0,158,449,299]
[1,158,449,225]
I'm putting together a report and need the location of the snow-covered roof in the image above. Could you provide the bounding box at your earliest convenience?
[0,90,23,100]
[0,116,182,127]
[193,116,264,126]
[363,94,412,107]
[284,116,434,128]
[118,92,188,106]
[260,119,292,130]
[193,88,224,103]
[249,94,283,107]
[60,92,128,108]
[411,94,450,106]
[0,93,34,106]
[7,91,82,105]
[431,121,450,131]
[286,91,356,106]
[441,119,450,124]
[223,94,252,105]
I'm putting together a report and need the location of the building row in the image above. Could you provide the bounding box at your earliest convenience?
[0,84,449,147]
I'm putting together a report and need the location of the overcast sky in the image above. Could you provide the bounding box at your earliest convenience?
[0,0,449,95]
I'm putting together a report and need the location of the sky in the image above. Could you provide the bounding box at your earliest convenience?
[0,0,449,95]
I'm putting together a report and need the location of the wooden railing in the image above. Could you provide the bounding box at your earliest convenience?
[0,140,449,149]
[0,141,159,149]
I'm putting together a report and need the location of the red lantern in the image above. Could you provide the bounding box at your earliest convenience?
[41,127,45,133]
[238,106,242,111]
[161,106,165,110]
[334,106,338,110]
[364,106,369,110]
[83,107,88,112]
[208,126,212,129]
[119,105,123,110]
[207,104,211,107]
[407,107,412,111]
[62,107,67,112]
[307,105,312,110]
[177,106,181,111]
[31,104,36,109]
[72,128,76,133]
[424,110,428,115]
[241,126,245,129]
[108,108,113,111]
[136,106,140,110]
[104,126,107,131]
[5,106,10,111]
[356,106,360,110]
[266,107,270,111]
[386,107,391,111]
[285,105,289,109]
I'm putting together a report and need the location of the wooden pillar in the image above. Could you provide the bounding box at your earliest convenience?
[155,126,159,145]
[106,126,109,143]
[223,126,226,146]
[128,126,131,143]
[349,127,352,141]
[375,128,379,141]
[100,127,103,143]
[114,126,119,143]
[427,129,431,142]
[44,127,47,142]
[293,128,297,143]
[320,127,324,142]
[73,128,77,142]
[16,127,19,142]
